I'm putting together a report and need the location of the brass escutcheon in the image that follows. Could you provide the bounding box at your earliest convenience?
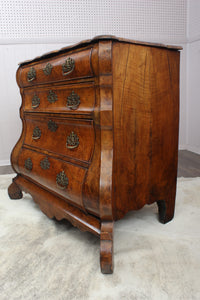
[48,120,58,132]
[24,157,33,171]
[40,157,50,170]
[43,63,53,75]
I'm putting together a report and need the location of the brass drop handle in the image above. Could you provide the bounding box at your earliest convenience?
[56,171,69,189]
[27,67,36,82]
[32,126,41,140]
[66,131,79,149]
[62,57,75,75]
[67,91,80,110]
[32,94,40,109]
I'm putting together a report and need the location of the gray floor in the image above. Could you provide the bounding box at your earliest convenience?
[178,150,200,177]
[0,165,13,175]
[0,150,200,177]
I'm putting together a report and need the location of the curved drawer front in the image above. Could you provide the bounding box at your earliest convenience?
[18,148,86,209]
[24,116,95,163]
[23,84,95,115]
[19,48,93,87]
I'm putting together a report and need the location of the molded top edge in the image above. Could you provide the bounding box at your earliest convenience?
[19,35,182,67]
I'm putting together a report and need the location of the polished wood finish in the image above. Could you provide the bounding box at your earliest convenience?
[112,42,180,221]
[2,150,200,176]
[8,36,181,274]
[18,48,94,87]
[17,148,87,210]
[23,83,96,115]
[23,115,95,163]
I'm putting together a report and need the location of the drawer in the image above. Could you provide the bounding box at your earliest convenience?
[24,115,95,163]
[18,148,86,210]
[23,84,95,115]
[18,48,94,87]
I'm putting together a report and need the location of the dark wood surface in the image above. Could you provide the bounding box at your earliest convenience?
[7,36,182,274]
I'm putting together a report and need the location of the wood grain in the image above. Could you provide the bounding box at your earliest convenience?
[112,42,180,222]
[18,148,87,211]
[19,48,94,88]
[9,36,181,273]
[100,221,114,274]
[23,83,96,115]
[23,114,95,163]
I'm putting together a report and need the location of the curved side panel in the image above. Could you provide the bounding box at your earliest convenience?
[81,46,100,217]
[98,41,113,221]
[11,68,26,173]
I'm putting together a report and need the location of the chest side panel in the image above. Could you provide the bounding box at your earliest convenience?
[148,48,180,204]
[112,42,180,220]
[112,42,151,219]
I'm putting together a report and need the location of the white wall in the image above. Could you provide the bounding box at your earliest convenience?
[185,1,200,154]
[0,0,198,165]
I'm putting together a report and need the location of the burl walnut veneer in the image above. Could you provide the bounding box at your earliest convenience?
[8,36,181,274]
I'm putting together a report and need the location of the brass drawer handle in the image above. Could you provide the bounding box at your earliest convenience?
[43,63,53,75]
[32,126,41,140]
[48,120,58,132]
[67,91,80,110]
[56,171,69,189]
[62,57,75,75]
[47,90,58,103]
[25,158,33,171]
[27,67,36,82]
[40,157,50,170]
[32,94,40,109]
[66,131,79,149]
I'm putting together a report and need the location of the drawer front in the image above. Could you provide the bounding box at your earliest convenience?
[19,48,93,87]
[18,148,86,209]
[24,115,95,163]
[23,84,95,115]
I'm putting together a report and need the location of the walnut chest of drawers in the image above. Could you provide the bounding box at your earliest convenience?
[8,36,181,274]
